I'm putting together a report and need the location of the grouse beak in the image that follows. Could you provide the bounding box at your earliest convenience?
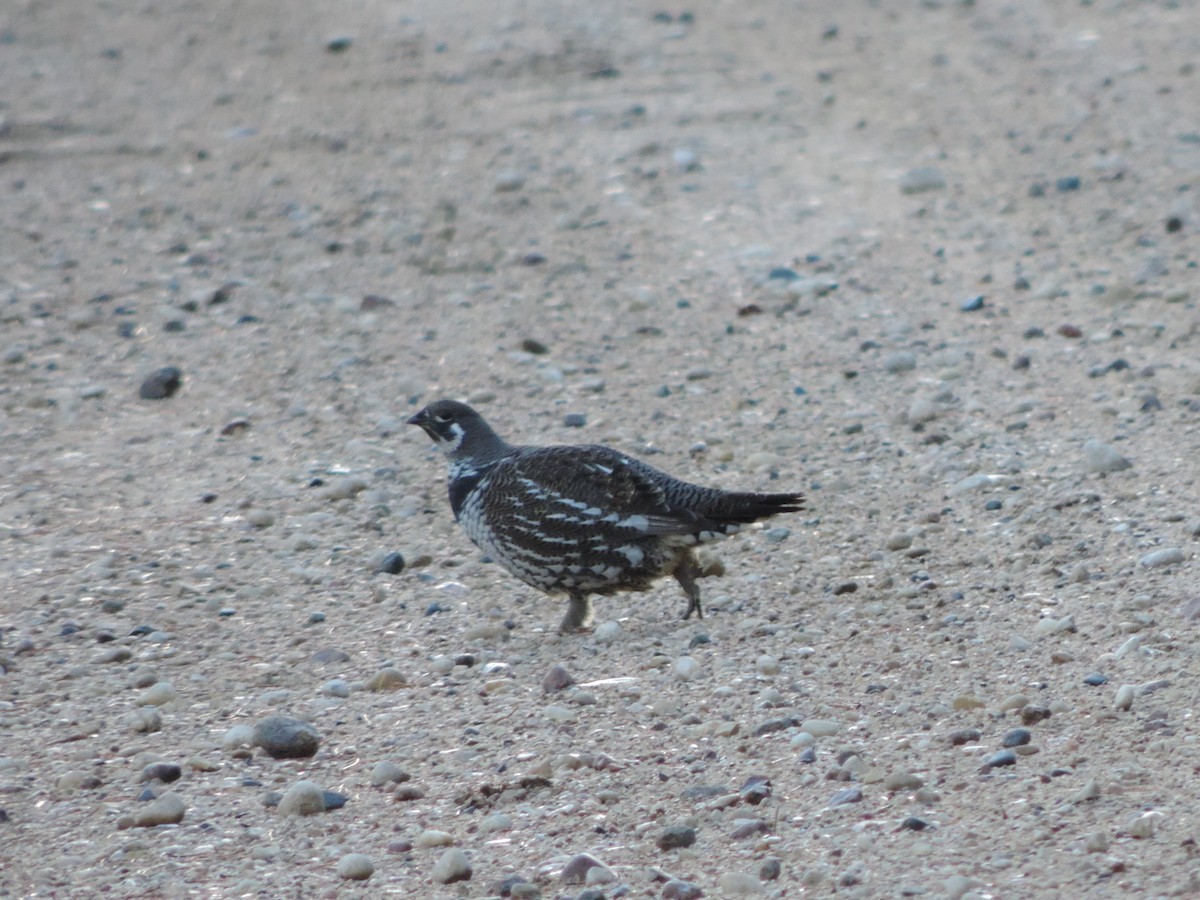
[407,408,432,433]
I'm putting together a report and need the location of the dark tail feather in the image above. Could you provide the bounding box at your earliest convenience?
[703,491,805,527]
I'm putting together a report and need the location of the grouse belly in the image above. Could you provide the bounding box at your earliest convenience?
[457,477,688,596]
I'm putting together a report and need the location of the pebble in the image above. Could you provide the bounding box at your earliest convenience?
[561,853,605,883]
[800,718,840,737]
[829,786,863,806]
[755,654,780,675]
[1127,811,1162,839]
[479,812,513,833]
[1083,439,1132,474]
[136,682,177,706]
[1001,729,1032,748]
[673,147,701,172]
[129,710,162,734]
[365,667,408,691]
[370,761,410,786]
[717,871,766,895]
[1114,684,1136,710]
[959,294,985,312]
[245,508,274,528]
[759,857,782,881]
[253,716,320,759]
[133,793,186,827]
[981,750,1017,771]
[663,880,704,900]
[414,829,454,848]
[899,166,946,194]
[884,533,913,551]
[1139,547,1184,568]
[431,848,473,883]
[593,621,622,644]
[494,170,526,192]
[336,853,374,881]
[141,762,182,783]
[764,526,790,543]
[884,350,918,373]
[139,366,183,400]
[322,679,350,698]
[562,413,587,428]
[674,656,702,681]
[542,664,575,692]
[277,781,326,816]
[222,724,256,750]
[656,824,697,850]
[373,551,405,574]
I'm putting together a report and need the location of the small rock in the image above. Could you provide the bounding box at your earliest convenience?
[717,872,765,896]
[959,295,985,312]
[336,853,373,880]
[370,761,410,787]
[542,664,575,693]
[561,853,605,884]
[1083,439,1132,474]
[374,551,405,575]
[1001,729,1032,748]
[139,367,183,400]
[414,829,454,848]
[322,679,351,698]
[980,750,1017,771]
[562,413,587,428]
[884,351,917,373]
[759,857,782,881]
[1139,547,1184,568]
[132,793,185,827]
[364,667,408,691]
[657,824,697,850]
[884,533,913,551]
[253,716,320,759]
[136,682,177,706]
[899,166,946,194]
[140,763,182,783]
[1114,684,1136,710]
[829,786,863,807]
[1127,811,1162,839]
[593,621,622,644]
[663,880,704,900]
[494,170,526,193]
[277,781,326,816]
[674,656,702,681]
[431,848,473,884]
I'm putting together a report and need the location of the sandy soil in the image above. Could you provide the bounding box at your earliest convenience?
[2,0,1199,897]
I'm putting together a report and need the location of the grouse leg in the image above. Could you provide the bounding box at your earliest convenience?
[673,552,704,620]
[561,591,595,633]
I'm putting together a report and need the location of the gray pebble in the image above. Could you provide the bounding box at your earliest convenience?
[561,853,605,883]
[277,780,326,816]
[370,761,410,786]
[139,366,183,400]
[133,793,185,827]
[1139,547,1184,568]
[336,853,374,881]
[959,294,985,312]
[253,715,320,759]
[431,848,473,884]
[884,351,917,373]
[663,880,704,900]
[759,857,782,881]
[829,786,863,807]
[899,166,946,194]
[1001,728,1032,748]
[981,749,1017,771]
[494,170,526,192]
[542,664,575,693]
[764,526,790,543]
[656,824,697,850]
[322,679,351,698]
[1082,439,1131,474]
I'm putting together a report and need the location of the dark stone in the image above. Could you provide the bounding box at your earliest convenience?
[662,880,703,900]
[1084,672,1109,686]
[829,786,863,806]
[899,816,931,831]
[1001,728,1032,748]
[563,413,587,428]
[1055,176,1081,192]
[739,775,771,804]
[985,499,1002,511]
[959,295,985,312]
[253,715,320,759]
[361,294,396,310]
[759,856,782,881]
[981,749,1017,771]
[139,366,182,399]
[322,790,349,811]
[947,728,981,746]
[656,824,697,850]
[311,648,351,665]
[520,338,549,354]
[141,763,182,783]
[374,551,405,575]
[768,267,800,282]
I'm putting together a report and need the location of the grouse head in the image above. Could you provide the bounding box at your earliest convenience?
[408,399,510,464]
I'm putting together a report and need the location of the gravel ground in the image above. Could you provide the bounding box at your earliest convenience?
[2,1,1199,897]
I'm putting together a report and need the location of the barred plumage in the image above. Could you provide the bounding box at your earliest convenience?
[408,400,804,632]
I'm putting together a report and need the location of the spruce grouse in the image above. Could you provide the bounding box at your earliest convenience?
[408,399,804,632]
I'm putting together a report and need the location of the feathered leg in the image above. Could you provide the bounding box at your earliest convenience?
[561,591,595,632]
[674,552,704,620]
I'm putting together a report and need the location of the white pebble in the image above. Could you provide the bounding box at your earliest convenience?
[674,656,702,681]
[479,812,512,833]
[1114,684,1135,710]
[414,829,454,848]
[755,654,780,675]
[336,853,374,881]
[431,847,472,884]
[593,621,622,644]
[800,718,840,737]
[222,724,256,750]
[136,682,177,706]
[717,872,765,896]
[277,781,326,817]
[1127,810,1163,839]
